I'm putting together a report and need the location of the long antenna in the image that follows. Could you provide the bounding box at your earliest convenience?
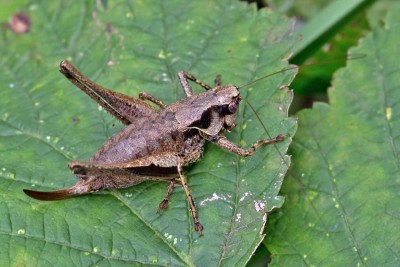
[238,65,298,89]
[238,53,366,89]
[241,97,291,169]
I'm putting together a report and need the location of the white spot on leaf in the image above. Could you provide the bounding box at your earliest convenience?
[17,229,25,235]
[200,192,230,206]
[253,200,266,212]
[158,50,166,59]
[386,107,392,121]
[239,191,252,202]
[235,213,241,222]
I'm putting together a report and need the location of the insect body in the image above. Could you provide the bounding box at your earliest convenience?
[23,61,285,234]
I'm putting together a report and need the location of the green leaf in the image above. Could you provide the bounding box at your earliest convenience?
[266,7,400,266]
[292,0,374,59]
[0,1,296,266]
[288,0,375,96]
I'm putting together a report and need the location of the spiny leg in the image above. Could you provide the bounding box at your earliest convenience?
[59,60,157,125]
[178,71,213,98]
[205,134,286,157]
[158,179,176,212]
[139,91,167,109]
[177,161,203,235]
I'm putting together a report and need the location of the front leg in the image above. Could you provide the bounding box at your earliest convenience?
[205,134,286,157]
[214,74,222,87]
[178,71,213,98]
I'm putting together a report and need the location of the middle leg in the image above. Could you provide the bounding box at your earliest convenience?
[176,160,203,235]
[139,91,167,109]
[158,179,176,212]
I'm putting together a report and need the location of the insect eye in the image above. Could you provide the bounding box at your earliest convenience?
[228,101,238,113]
